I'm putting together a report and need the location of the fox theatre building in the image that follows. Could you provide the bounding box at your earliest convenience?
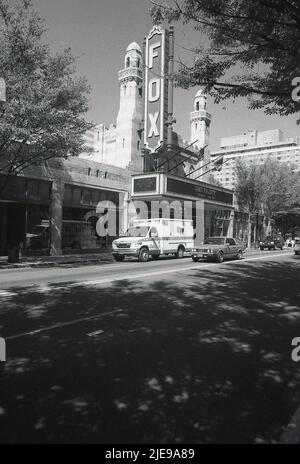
[131,25,234,243]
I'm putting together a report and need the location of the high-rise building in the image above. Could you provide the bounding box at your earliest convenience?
[211,129,300,190]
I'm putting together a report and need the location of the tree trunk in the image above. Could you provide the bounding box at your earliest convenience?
[253,223,257,248]
[247,212,251,249]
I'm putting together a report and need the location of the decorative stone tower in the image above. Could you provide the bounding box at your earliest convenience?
[115,42,143,171]
[189,89,212,181]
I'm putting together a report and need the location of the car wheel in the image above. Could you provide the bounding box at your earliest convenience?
[260,247,264,251]
[216,251,224,263]
[236,251,243,260]
[138,247,149,262]
[114,255,124,262]
[295,251,299,255]
[175,246,185,259]
[192,257,199,262]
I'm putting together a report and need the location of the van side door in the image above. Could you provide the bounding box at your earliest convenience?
[149,227,160,254]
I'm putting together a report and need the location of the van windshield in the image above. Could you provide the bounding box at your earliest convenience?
[125,226,149,237]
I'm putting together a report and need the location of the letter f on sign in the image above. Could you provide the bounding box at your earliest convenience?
[148,112,159,138]
[149,42,160,68]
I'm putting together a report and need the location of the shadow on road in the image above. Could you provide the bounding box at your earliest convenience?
[0,258,300,443]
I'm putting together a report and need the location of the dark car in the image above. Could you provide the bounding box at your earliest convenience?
[191,237,246,263]
[259,236,284,250]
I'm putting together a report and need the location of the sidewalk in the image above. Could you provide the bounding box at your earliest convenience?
[0,250,114,269]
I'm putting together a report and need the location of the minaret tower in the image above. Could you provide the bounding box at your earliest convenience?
[115,42,143,171]
[189,89,211,181]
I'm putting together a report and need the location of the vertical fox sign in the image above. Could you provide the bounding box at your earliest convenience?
[144,25,169,153]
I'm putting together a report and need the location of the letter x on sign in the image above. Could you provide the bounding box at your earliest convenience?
[148,112,159,138]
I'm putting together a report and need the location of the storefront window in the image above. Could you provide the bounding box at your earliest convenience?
[26,204,50,256]
[205,208,231,237]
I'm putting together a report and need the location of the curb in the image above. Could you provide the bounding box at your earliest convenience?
[0,248,291,270]
[0,254,114,269]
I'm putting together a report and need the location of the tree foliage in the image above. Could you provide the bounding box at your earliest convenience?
[0,0,93,177]
[150,0,300,121]
[234,159,265,215]
[234,158,300,217]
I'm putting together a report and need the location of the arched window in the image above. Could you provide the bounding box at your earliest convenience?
[137,58,140,68]
[104,171,108,179]
[196,101,199,111]
[195,123,197,131]
[124,84,126,95]
[87,167,91,176]
[126,56,130,68]
[122,138,125,149]
[137,140,140,150]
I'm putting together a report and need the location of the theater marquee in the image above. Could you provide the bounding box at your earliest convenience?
[144,25,169,153]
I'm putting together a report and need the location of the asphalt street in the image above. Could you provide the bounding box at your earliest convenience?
[0,249,299,443]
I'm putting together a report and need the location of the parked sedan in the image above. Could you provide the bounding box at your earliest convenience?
[191,237,246,263]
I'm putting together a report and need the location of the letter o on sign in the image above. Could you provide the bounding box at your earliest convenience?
[148,78,160,102]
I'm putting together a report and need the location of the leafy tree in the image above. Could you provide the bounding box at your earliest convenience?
[150,0,300,121]
[234,159,265,247]
[234,158,300,245]
[0,0,93,184]
[260,158,299,218]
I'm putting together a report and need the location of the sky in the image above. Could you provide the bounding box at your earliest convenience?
[34,0,299,150]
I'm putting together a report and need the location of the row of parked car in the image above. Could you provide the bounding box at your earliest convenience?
[112,219,247,263]
[112,219,299,263]
[259,235,300,255]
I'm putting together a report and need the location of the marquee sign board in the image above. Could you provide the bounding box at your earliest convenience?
[144,25,169,153]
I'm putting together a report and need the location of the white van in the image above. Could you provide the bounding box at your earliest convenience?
[112,218,194,262]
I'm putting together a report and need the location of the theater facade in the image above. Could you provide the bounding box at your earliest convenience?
[131,173,234,245]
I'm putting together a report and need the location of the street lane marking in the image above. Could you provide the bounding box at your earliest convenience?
[87,329,104,337]
[5,309,122,341]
